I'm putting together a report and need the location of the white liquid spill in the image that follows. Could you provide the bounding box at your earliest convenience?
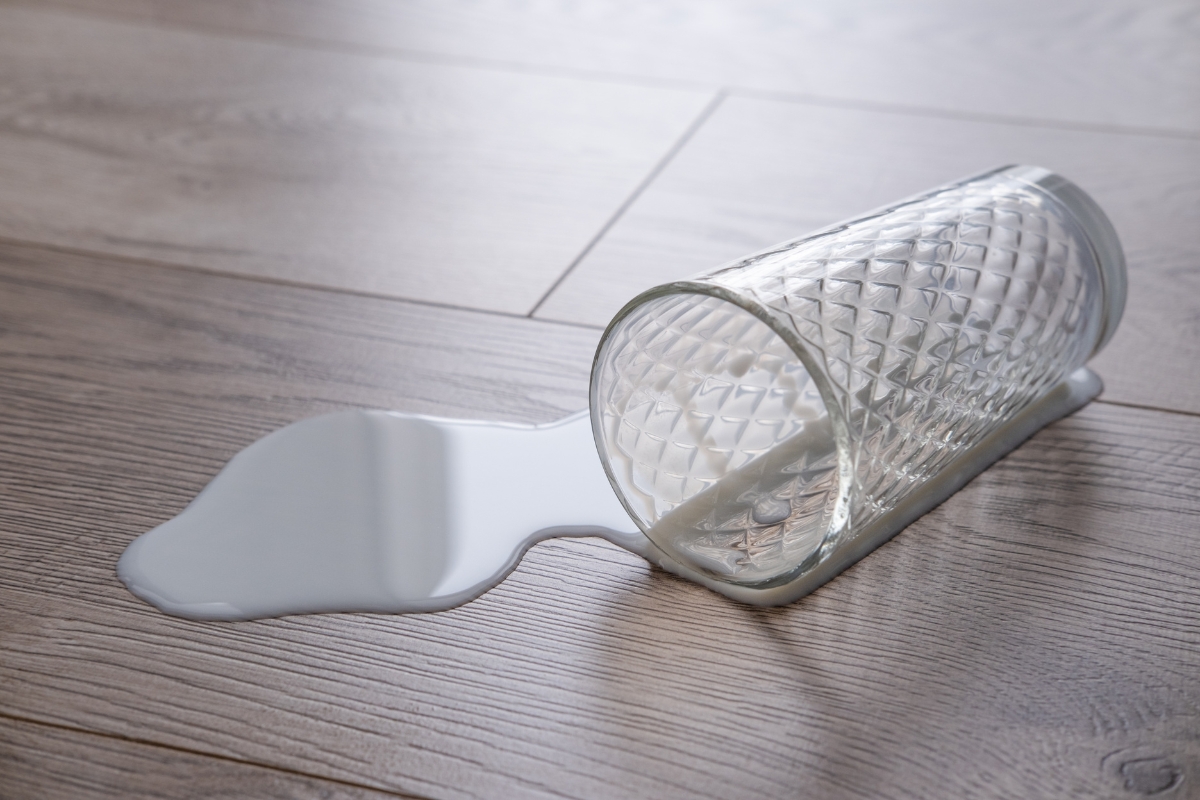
[118,370,1102,619]
[646,418,839,583]
[118,411,646,621]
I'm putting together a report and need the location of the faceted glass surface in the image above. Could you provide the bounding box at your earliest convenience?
[593,167,1107,584]
[593,295,839,581]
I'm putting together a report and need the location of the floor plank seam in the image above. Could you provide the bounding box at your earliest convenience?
[16,1,1198,141]
[527,90,728,317]
[0,709,431,800]
[9,0,711,95]
[1093,397,1200,420]
[728,86,1200,141]
[0,234,607,333]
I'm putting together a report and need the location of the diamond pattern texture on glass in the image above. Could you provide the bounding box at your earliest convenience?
[595,295,838,580]
[593,170,1105,584]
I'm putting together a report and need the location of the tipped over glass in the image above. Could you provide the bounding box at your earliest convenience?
[590,165,1126,590]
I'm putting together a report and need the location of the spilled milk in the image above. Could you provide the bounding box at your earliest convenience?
[118,370,1104,619]
[118,410,649,621]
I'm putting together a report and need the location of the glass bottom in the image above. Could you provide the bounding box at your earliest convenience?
[592,292,840,584]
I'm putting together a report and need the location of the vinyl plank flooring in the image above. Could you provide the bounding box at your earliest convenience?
[0,237,555,547]
[0,236,602,584]
[0,715,409,800]
[0,242,1198,798]
[14,0,1200,133]
[535,95,1200,415]
[0,4,709,314]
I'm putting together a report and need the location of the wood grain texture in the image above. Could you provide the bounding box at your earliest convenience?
[535,95,1200,415]
[13,0,1200,134]
[0,715,409,800]
[0,4,709,315]
[0,241,1198,799]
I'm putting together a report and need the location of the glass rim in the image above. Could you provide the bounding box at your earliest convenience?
[588,281,855,585]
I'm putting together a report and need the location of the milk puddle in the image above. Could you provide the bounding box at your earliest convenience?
[119,371,1103,619]
[118,411,649,621]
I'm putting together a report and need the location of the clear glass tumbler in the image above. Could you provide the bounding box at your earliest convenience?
[590,165,1125,594]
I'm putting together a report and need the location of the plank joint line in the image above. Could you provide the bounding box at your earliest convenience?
[527,89,728,318]
[0,709,429,800]
[0,234,608,331]
[25,1,1200,141]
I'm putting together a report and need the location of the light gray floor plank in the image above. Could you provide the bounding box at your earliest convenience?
[13,0,1200,133]
[0,4,709,314]
[535,95,1200,414]
[0,715,411,800]
[0,242,1197,800]
[0,236,601,587]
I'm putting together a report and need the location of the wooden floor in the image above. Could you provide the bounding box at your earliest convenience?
[1,2,1198,798]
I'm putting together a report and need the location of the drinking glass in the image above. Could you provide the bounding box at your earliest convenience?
[590,165,1125,598]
